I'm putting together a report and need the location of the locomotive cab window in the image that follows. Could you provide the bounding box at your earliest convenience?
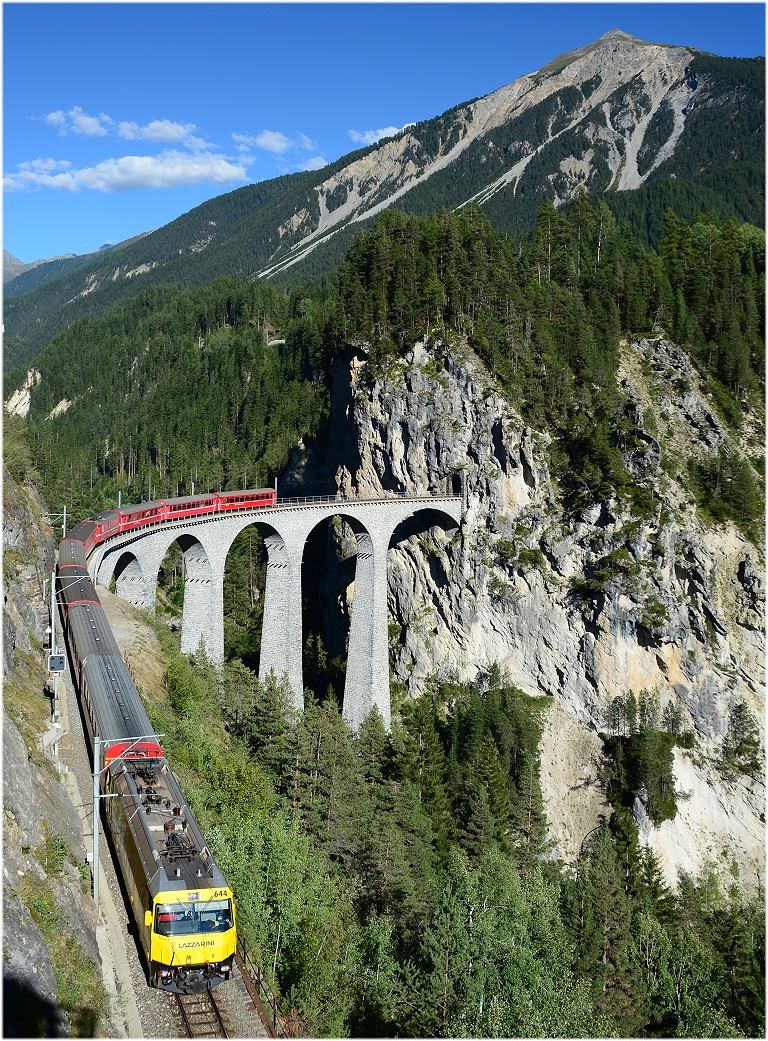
[155,898,233,936]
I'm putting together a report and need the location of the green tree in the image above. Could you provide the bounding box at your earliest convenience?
[579,828,642,1029]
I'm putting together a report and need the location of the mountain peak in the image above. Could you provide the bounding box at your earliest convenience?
[536,27,666,77]
[597,28,646,44]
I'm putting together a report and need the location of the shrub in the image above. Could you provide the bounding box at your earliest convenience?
[571,546,641,602]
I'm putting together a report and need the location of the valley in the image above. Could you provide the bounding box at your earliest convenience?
[3,25,765,1040]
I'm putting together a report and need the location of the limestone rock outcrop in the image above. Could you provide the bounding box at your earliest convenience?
[3,469,54,676]
[284,335,765,887]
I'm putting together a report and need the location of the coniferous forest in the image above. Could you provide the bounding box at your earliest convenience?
[16,194,765,539]
[145,642,764,1039]
[8,194,765,1037]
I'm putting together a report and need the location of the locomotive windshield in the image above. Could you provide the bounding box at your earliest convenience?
[154,898,233,936]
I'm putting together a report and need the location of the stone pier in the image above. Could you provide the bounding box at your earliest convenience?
[89,496,462,730]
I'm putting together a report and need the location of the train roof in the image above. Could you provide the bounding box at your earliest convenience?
[58,566,100,607]
[217,488,274,496]
[59,538,88,567]
[81,654,155,745]
[111,756,227,895]
[162,494,218,506]
[119,500,164,514]
[68,603,122,661]
[64,518,97,539]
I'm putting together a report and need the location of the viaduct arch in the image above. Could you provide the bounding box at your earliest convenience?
[90,496,462,730]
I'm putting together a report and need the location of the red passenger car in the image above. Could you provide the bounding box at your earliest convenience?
[67,488,278,555]
[217,489,277,512]
[118,502,164,534]
[162,494,218,520]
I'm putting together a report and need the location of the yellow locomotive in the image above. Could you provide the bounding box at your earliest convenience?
[105,743,236,992]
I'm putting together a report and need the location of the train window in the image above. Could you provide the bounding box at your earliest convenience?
[155,898,233,936]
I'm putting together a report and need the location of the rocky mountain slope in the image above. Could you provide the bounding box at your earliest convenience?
[2,460,114,1036]
[282,332,765,890]
[255,31,710,277]
[4,29,763,371]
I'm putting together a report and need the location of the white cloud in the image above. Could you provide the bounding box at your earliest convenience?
[254,130,292,154]
[184,135,215,152]
[68,106,110,136]
[42,109,212,151]
[4,168,79,192]
[4,150,248,194]
[18,157,72,172]
[118,118,196,144]
[42,106,111,136]
[233,130,321,163]
[76,152,246,192]
[348,124,411,146]
[232,133,260,152]
[117,121,144,140]
[299,156,327,172]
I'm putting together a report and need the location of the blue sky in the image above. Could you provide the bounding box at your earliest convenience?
[3,2,765,263]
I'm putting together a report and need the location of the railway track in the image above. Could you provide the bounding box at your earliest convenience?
[174,988,231,1038]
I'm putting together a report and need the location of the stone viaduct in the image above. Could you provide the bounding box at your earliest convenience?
[87,495,463,731]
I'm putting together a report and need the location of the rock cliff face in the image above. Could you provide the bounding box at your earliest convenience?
[3,466,54,674]
[2,468,101,1036]
[283,336,765,888]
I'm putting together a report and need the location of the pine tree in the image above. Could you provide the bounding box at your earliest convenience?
[477,731,512,847]
[721,699,761,777]
[581,828,643,1030]
[509,749,547,867]
[405,875,472,1036]
[356,705,389,787]
[634,845,674,921]
[394,693,454,857]
[459,781,496,857]
[610,805,641,895]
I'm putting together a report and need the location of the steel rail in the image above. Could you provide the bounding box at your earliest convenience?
[174,988,229,1039]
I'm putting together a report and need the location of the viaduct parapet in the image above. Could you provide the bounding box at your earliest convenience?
[88,495,463,731]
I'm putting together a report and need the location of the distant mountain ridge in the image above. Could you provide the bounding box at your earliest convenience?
[3,29,763,372]
[3,248,78,283]
[3,233,152,294]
